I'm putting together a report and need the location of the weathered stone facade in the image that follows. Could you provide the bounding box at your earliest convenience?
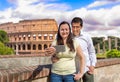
[0,19,58,54]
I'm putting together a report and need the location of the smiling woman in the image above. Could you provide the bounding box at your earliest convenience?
[45,21,85,82]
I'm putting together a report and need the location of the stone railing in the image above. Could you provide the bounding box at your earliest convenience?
[94,58,120,82]
[0,55,120,82]
[0,54,52,82]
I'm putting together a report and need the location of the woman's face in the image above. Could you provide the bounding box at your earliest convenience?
[59,24,70,40]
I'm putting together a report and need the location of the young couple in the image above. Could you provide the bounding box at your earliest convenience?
[45,17,97,82]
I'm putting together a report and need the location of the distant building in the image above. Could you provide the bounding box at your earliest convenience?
[0,19,58,54]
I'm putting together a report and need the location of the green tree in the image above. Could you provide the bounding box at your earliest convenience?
[0,30,14,55]
[0,42,14,55]
[0,30,9,43]
[92,37,104,46]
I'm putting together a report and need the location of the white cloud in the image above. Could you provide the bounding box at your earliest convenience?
[0,0,120,37]
[74,4,120,37]
[0,0,71,23]
[87,1,110,8]
[0,8,22,23]
[87,0,120,8]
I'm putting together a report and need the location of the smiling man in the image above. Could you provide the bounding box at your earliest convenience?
[71,17,97,82]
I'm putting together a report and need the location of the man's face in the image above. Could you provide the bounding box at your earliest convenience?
[72,23,82,36]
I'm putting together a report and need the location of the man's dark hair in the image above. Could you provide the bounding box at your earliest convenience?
[71,17,83,27]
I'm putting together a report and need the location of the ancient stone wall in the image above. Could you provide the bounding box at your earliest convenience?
[0,55,120,82]
[0,19,58,54]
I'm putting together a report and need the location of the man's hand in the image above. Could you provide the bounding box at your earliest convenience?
[87,66,95,74]
[45,47,56,56]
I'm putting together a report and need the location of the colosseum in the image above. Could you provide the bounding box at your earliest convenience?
[0,19,58,54]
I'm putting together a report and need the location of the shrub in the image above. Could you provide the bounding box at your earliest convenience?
[97,53,106,59]
[106,49,120,58]
[0,42,14,55]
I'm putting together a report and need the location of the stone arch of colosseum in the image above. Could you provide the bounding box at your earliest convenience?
[0,19,58,54]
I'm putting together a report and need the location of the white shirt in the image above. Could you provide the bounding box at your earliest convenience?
[74,31,97,73]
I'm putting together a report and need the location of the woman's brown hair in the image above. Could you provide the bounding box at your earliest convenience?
[57,21,75,52]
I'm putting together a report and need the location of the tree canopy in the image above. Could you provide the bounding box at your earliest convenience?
[0,30,14,55]
[0,30,9,43]
[0,42,14,55]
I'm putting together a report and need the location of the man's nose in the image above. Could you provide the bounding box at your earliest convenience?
[73,27,77,30]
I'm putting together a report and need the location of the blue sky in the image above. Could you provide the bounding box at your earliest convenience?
[0,0,120,37]
[0,0,13,10]
[0,0,119,10]
[0,0,93,10]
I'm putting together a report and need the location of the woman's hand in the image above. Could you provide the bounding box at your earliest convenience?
[73,73,83,81]
[51,55,59,63]
[45,47,56,56]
